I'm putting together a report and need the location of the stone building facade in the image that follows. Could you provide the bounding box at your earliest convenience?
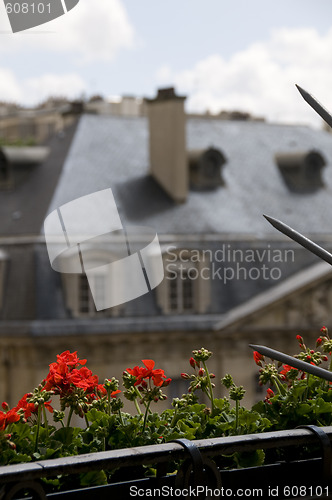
[1,88,332,413]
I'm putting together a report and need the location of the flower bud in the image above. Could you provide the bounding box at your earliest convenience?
[321,326,328,335]
[198,368,205,377]
[221,374,233,389]
[189,357,196,368]
[1,402,9,411]
[266,388,274,398]
[253,351,264,366]
[181,373,190,380]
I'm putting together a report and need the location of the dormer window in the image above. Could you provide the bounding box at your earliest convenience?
[0,146,49,190]
[275,150,326,193]
[188,147,226,190]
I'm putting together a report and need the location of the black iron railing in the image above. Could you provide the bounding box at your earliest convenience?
[1,425,332,499]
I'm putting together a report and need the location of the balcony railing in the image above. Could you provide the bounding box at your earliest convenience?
[1,425,332,499]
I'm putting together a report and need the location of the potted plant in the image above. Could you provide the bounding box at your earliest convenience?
[1,330,332,499]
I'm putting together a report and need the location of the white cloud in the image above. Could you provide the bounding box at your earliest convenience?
[26,73,86,104]
[0,68,22,102]
[0,0,135,62]
[0,69,86,105]
[157,27,332,127]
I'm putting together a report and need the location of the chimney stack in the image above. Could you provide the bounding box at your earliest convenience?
[146,88,187,203]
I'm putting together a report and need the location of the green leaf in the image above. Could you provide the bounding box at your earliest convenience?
[177,420,200,440]
[213,398,230,413]
[314,398,332,415]
[296,404,311,416]
[80,470,108,487]
[234,449,265,468]
[53,427,79,445]
[85,409,107,423]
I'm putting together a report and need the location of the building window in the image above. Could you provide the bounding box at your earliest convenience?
[0,249,8,311]
[78,275,95,315]
[61,251,122,318]
[156,250,210,314]
[168,263,196,313]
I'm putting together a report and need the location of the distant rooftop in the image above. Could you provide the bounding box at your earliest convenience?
[45,113,332,237]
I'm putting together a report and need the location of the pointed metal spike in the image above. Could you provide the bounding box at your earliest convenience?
[249,344,332,382]
[296,84,332,128]
[263,214,332,266]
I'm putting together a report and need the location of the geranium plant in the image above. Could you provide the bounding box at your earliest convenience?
[1,327,332,491]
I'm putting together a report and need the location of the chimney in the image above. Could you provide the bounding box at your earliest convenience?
[146,88,187,203]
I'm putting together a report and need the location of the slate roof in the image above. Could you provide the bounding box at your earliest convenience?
[45,114,332,238]
[0,119,79,236]
[0,120,79,320]
[3,112,332,324]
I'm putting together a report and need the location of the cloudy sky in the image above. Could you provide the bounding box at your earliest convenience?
[1,0,332,127]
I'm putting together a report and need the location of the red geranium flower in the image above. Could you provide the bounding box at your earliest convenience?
[126,360,171,388]
[0,408,20,430]
[280,364,295,376]
[110,390,121,398]
[253,351,264,366]
[15,394,37,419]
[68,366,99,393]
[44,361,71,393]
[44,350,88,394]
[15,393,53,419]
[56,350,86,368]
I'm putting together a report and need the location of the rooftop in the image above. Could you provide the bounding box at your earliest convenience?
[45,114,332,237]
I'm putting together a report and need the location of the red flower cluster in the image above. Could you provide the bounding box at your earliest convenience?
[0,391,54,432]
[44,350,121,407]
[66,366,98,393]
[44,350,92,395]
[0,407,20,431]
[126,360,171,388]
